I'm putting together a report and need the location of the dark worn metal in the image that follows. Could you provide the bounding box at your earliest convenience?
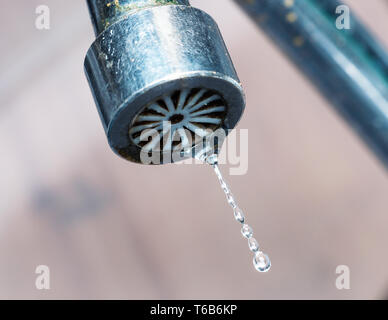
[87,0,190,36]
[85,1,245,164]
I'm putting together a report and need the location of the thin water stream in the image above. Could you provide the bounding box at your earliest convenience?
[204,154,271,272]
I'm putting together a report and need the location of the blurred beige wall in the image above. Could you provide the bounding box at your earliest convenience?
[0,0,388,299]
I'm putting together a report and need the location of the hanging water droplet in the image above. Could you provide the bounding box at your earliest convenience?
[241,224,253,239]
[248,237,260,252]
[253,251,271,272]
[233,207,245,224]
[205,154,218,166]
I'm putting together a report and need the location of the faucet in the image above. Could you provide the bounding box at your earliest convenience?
[84,0,245,164]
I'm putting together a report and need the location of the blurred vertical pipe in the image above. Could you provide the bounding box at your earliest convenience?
[234,0,388,169]
[87,0,190,36]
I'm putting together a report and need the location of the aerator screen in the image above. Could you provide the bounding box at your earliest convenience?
[129,88,227,152]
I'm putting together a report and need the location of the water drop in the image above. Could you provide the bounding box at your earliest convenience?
[248,237,260,252]
[241,224,253,239]
[205,154,218,166]
[226,192,237,208]
[220,180,229,193]
[233,207,245,224]
[253,251,271,272]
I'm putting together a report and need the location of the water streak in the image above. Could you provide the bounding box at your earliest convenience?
[205,154,271,273]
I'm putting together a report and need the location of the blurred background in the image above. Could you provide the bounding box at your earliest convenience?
[0,0,388,299]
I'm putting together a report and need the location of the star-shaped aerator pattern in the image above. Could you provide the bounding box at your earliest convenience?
[129,88,227,152]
